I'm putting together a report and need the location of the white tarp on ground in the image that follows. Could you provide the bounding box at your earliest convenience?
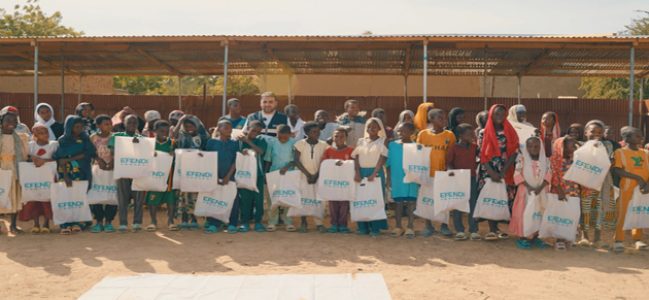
[78,273,391,300]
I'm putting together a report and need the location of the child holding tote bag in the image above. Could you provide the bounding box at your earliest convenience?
[0,107,29,234]
[351,117,389,237]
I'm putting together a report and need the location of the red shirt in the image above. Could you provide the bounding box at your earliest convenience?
[446,142,478,177]
[322,146,354,161]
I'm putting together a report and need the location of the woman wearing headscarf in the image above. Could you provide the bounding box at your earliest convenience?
[54,115,97,234]
[393,109,414,140]
[540,111,561,157]
[0,106,31,137]
[446,107,465,138]
[34,103,64,140]
[141,110,161,138]
[0,107,29,233]
[351,117,389,237]
[413,102,434,132]
[75,102,96,135]
[507,104,534,127]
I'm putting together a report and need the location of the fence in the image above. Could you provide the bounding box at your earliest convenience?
[0,92,643,140]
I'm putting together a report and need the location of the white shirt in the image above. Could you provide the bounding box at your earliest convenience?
[351,137,388,168]
[29,140,59,160]
[288,118,305,139]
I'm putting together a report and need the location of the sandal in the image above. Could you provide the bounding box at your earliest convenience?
[555,242,567,251]
[404,228,415,239]
[516,239,532,250]
[613,242,625,254]
[71,225,82,233]
[454,232,468,241]
[470,233,482,241]
[286,225,296,232]
[168,224,179,231]
[532,238,549,249]
[266,225,276,232]
[485,232,498,241]
[60,228,72,235]
[40,227,51,234]
[145,224,157,232]
[497,232,509,240]
[391,228,404,237]
[577,238,592,248]
[31,227,41,234]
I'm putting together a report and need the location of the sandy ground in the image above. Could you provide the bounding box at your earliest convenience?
[1,212,649,300]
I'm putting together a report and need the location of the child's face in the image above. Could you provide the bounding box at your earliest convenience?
[229,102,241,115]
[1,114,17,132]
[542,113,555,128]
[402,113,413,123]
[218,123,232,138]
[125,117,138,133]
[397,125,413,141]
[155,126,169,141]
[315,111,328,125]
[373,110,386,122]
[367,121,380,137]
[286,107,299,119]
[455,112,465,124]
[33,127,49,143]
[247,126,261,139]
[526,139,541,157]
[183,121,197,135]
[585,125,603,141]
[460,129,475,144]
[627,131,643,146]
[38,106,52,122]
[98,120,113,133]
[568,127,580,139]
[346,103,360,117]
[492,107,506,125]
[306,127,320,140]
[430,113,446,129]
[516,111,527,123]
[333,130,347,146]
[81,105,92,118]
[278,131,291,143]
[564,139,577,158]
[72,122,84,137]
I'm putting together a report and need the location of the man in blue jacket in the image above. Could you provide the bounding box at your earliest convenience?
[242,91,287,137]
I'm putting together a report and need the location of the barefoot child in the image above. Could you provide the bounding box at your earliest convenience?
[322,127,354,233]
[509,137,551,249]
[446,123,480,241]
[550,136,581,250]
[20,126,54,233]
[294,121,328,233]
[416,108,456,237]
[611,126,649,253]
[386,122,419,238]
[145,120,178,231]
[237,120,267,233]
[264,124,297,232]
[89,115,117,233]
[352,118,389,237]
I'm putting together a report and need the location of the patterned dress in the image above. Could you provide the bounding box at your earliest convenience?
[579,140,616,231]
[477,129,516,202]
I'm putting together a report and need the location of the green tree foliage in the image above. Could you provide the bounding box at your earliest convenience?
[0,0,82,37]
[580,11,649,99]
[113,75,260,96]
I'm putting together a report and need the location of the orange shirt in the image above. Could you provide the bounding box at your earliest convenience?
[416,129,456,176]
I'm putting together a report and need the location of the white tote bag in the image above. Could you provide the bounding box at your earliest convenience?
[433,169,471,214]
[288,178,326,219]
[171,149,193,190]
[113,136,155,179]
[539,194,580,242]
[51,181,93,225]
[473,179,510,221]
[350,179,387,222]
[18,161,57,202]
[316,159,355,201]
[132,151,174,192]
[0,169,14,209]
[234,151,258,192]
[87,165,118,205]
[179,150,219,193]
[563,140,611,191]
[522,192,544,237]
[402,143,431,185]
[267,170,302,208]
[414,182,448,223]
[623,186,649,230]
[194,182,238,223]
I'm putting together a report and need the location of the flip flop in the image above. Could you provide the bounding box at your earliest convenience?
[390,228,404,237]
[404,228,415,239]
[485,232,498,241]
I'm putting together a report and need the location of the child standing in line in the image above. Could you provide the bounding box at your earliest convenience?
[0,107,29,234]
[509,137,551,249]
[237,120,268,233]
[550,136,581,250]
[386,122,419,238]
[352,117,389,237]
[264,124,297,232]
[19,124,57,233]
[446,123,480,241]
[315,110,339,143]
[611,126,649,253]
[578,120,616,248]
[477,104,519,241]
[540,112,560,157]
[285,104,305,139]
[145,120,178,232]
[322,127,354,233]
[416,108,456,237]
[337,99,366,148]
[89,115,117,233]
[294,121,329,233]
[172,114,210,229]
[204,120,240,233]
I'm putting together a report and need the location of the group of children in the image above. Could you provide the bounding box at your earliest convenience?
[1,95,648,254]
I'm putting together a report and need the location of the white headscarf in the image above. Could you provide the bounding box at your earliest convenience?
[522,136,549,188]
[34,103,57,140]
[363,117,387,139]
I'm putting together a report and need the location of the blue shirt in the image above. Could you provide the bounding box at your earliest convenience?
[386,140,420,199]
[205,138,239,180]
[264,137,297,172]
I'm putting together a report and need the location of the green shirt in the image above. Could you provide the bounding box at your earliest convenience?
[108,131,143,149]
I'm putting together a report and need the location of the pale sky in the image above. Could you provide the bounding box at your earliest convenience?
[3,0,648,36]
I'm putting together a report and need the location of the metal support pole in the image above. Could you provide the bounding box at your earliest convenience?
[77,74,82,104]
[222,42,229,117]
[287,74,293,104]
[629,46,635,126]
[516,75,522,104]
[422,40,428,103]
[403,74,409,109]
[60,55,65,120]
[639,78,644,128]
[33,41,39,107]
[483,47,488,111]
[177,76,182,110]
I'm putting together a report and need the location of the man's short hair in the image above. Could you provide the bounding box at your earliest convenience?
[344,99,359,109]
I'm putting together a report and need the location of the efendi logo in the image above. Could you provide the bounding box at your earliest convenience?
[323,179,350,188]
[421,196,434,206]
[574,160,602,175]
[481,197,508,207]
[273,189,296,198]
[532,211,543,221]
[300,197,321,207]
[407,165,429,173]
[23,181,51,190]
[631,205,649,215]
[439,191,465,201]
[151,171,166,178]
[201,196,228,208]
[91,183,118,193]
[185,171,213,180]
[546,215,574,226]
[353,199,377,208]
[120,157,149,167]
[57,201,84,209]
[236,170,252,179]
